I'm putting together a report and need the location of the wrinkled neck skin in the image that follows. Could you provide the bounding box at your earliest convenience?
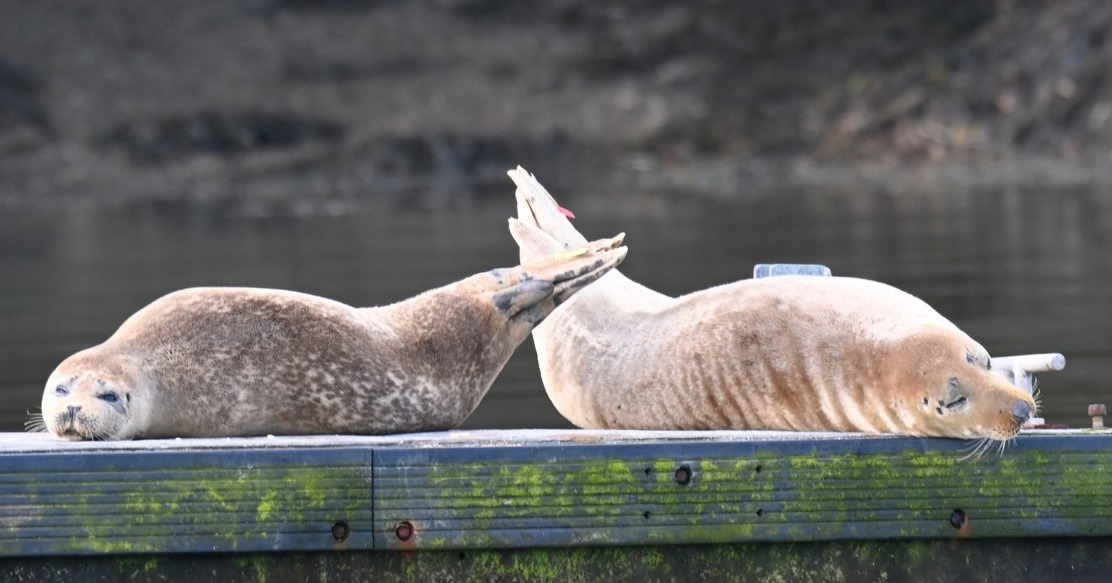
[113,355,156,438]
[512,220,671,425]
[531,271,674,426]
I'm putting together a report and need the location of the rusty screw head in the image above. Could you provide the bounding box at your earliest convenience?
[331,521,350,542]
[395,521,414,542]
[1089,404,1106,429]
[950,509,968,530]
[674,465,693,486]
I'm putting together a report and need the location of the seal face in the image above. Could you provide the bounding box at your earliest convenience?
[33,238,626,440]
[506,166,1037,445]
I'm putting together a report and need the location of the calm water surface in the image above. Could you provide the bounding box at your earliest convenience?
[2,184,1110,431]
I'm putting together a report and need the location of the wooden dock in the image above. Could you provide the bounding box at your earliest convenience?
[1,429,1110,582]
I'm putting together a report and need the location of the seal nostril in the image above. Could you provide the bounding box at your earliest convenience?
[1011,400,1032,423]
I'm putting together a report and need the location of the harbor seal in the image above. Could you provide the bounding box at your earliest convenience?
[31,236,626,440]
[506,167,1037,447]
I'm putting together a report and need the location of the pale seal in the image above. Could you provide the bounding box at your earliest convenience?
[32,236,626,440]
[506,167,1037,447]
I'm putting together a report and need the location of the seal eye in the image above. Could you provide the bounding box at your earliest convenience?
[54,385,69,397]
[943,377,969,412]
[945,396,968,411]
[98,392,120,404]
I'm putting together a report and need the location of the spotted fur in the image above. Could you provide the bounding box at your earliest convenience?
[38,238,626,440]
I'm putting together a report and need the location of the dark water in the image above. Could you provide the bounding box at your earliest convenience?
[3,184,1110,432]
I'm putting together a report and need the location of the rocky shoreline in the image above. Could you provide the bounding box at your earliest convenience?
[2,0,1109,211]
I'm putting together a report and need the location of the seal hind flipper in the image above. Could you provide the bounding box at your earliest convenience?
[492,280,555,320]
[516,235,625,299]
[509,166,589,252]
[488,236,627,324]
[508,217,565,261]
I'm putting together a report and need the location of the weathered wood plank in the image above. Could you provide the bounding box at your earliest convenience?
[0,429,1109,558]
[371,431,1112,549]
[0,447,373,555]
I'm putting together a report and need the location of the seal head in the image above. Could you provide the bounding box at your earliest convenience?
[39,354,150,441]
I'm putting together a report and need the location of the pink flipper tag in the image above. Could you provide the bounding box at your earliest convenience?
[557,205,576,219]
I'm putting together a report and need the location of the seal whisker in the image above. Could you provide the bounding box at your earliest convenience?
[983,437,1001,459]
[958,440,977,462]
[23,412,48,434]
[81,422,111,442]
[963,436,1011,462]
[959,437,994,462]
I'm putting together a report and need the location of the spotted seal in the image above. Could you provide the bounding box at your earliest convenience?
[32,236,626,440]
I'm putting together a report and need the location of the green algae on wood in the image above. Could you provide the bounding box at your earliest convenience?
[0,447,373,555]
[372,434,1112,549]
[1,431,1110,558]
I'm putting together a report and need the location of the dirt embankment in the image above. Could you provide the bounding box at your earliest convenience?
[1,0,1109,212]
